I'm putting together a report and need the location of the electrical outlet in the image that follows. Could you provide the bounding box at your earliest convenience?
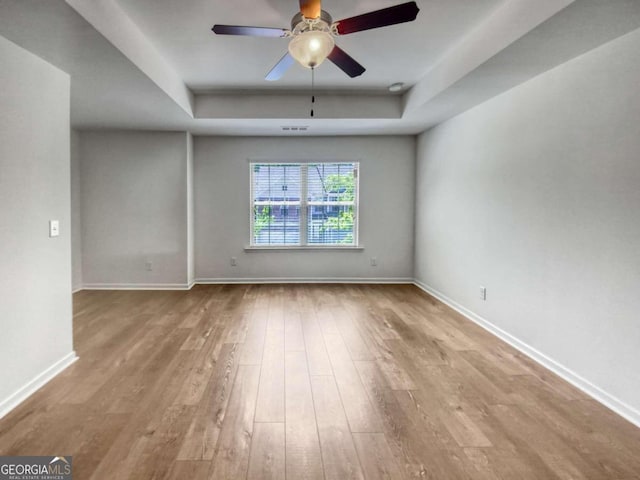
[370,257,378,267]
[145,261,153,272]
[230,257,237,267]
[480,286,487,301]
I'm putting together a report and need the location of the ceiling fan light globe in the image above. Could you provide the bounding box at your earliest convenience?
[288,31,335,69]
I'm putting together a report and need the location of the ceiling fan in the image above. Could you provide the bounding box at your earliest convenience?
[212,0,420,81]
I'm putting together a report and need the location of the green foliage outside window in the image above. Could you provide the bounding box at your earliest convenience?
[253,205,273,239]
[319,172,355,244]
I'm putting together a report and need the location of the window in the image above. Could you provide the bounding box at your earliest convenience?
[251,162,358,247]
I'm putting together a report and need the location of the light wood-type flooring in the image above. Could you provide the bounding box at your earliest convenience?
[1,284,640,479]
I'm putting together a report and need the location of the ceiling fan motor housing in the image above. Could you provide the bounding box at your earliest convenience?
[290,10,334,33]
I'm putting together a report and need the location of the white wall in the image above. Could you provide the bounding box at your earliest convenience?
[194,136,415,281]
[80,131,192,288]
[0,35,75,415]
[415,28,640,423]
[71,129,82,291]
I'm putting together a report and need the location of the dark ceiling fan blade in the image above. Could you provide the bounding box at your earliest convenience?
[328,46,366,78]
[299,0,322,19]
[265,52,296,81]
[335,1,420,35]
[212,24,288,37]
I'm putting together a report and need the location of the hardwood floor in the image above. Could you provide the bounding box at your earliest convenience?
[1,284,640,479]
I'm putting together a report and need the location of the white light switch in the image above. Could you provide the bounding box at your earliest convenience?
[49,220,60,237]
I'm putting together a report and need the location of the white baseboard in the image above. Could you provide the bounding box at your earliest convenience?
[195,277,414,284]
[77,279,412,290]
[0,351,78,420]
[74,278,412,291]
[82,283,193,291]
[412,280,640,428]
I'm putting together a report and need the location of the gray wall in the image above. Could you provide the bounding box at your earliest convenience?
[415,28,640,420]
[194,136,416,281]
[0,36,74,413]
[80,131,192,288]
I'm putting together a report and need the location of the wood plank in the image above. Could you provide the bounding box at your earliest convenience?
[301,313,333,376]
[331,304,376,361]
[310,375,365,480]
[489,403,614,479]
[89,347,198,479]
[254,326,285,422]
[392,389,486,479]
[352,433,406,480]
[316,306,340,336]
[323,333,384,433]
[65,412,131,480]
[128,404,198,479]
[224,311,250,344]
[247,422,285,480]
[176,342,241,460]
[285,351,324,480]
[441,408,493,448]
[209,365,261,479]
[165,460,211,480]
[240,302,268,365]
[284,310,306,352]
[174,324,227,406]
[355,360,470,479]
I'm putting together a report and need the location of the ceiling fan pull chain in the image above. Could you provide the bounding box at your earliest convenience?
[310,66,315,117]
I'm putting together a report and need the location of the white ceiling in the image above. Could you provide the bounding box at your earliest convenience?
[1,0,640,136]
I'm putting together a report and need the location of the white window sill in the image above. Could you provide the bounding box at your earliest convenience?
[244,245,364,252]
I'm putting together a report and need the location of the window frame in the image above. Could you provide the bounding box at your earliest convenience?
[249,161,359,248]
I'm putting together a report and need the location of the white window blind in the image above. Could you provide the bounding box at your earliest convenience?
[250,162,359,246]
